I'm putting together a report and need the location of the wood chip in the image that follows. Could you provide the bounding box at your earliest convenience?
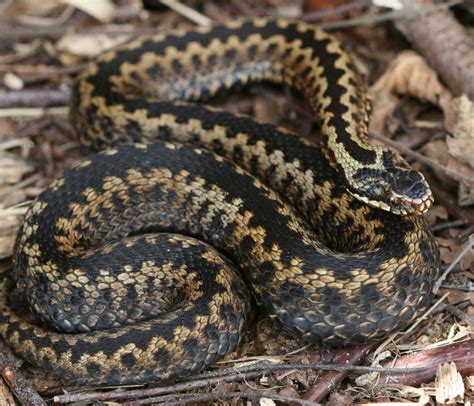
[435,362,465,405]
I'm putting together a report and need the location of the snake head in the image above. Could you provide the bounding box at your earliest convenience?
[349,150,433,216]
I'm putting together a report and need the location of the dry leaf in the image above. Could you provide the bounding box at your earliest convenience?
[437,237,473,271]
[423,205,448,226]
[435,363,464,405]
[370,50,452,134]
[61,0,116,23]
[56,33,131,59]
[444,96,474,206]
[0,0,63,20]
[372,50,451,104]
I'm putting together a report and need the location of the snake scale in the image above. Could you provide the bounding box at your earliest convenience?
[0,19,439,385]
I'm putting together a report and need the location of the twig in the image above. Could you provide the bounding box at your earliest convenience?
[0,64,84,84]
[371,132,473,185]
[304,342,378,402]
[432,219,467,232]
[122,390,321,405]
[0,24,160,40]
[378,339,474,385]
[185,361,424,381]
[0,39,42,64]
[0,352,46,406]
[318,0,461,30]
[433,236,474,294]
[0,89,70,108]
[445,304,474,326]
[159,0,212,26]
[0,106,69,118]
[54,371,262,403]
[53,360,428,403]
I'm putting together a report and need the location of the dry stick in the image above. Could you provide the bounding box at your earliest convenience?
[122,390,322,406]
[304,342,378,402]
[0,64,84,84]
[54,361,426,403]
[0,24,160,41]
[0,352,46,406]
[159,0,212,26]
[446,303,474,326]
[0,89,69,108]
[431,219,467,232]
[371,133,473,185]
[0,106,69,118]
[54,371,262,404]
[395,0,474,99]
[433,236,474,294]
[378,339,474,385]
[318,0,461,30]
[183,361,424,380]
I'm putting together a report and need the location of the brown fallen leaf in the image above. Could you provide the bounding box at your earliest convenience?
[437,237,473,271]
[62,0,116,23]
[423,205,448,227]
[371,51,474,207]
[444,96,474,206]
[56,33,132,62]
[0,0,64,21]
[369,50,452,135]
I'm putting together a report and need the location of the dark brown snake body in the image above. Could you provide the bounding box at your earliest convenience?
[0,18,439,385]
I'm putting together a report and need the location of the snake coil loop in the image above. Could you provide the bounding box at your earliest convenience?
[0,19,439,385]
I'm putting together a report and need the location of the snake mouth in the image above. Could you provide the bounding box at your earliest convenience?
[351,189,434,216]
[388,189,434,215]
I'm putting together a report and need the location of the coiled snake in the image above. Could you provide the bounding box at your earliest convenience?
[0,19,439,385]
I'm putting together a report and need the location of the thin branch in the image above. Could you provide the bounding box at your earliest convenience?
[0,106,68,118]
[431,219,467,232]
[54,371,262,403]
[0,89,69,108]
[318,0,461,30]
[0,352,46,406]
[121,390,322,405]
[159,0,212,26]
[184,361,425,381]
[0,64,84,84]
[304,342,377,402]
